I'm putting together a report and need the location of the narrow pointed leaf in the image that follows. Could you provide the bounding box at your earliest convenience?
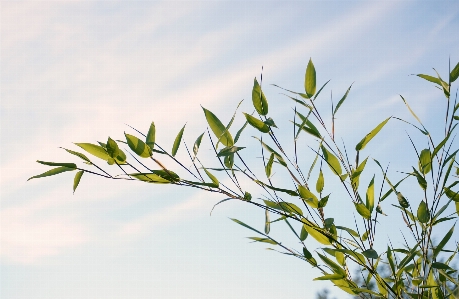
[362,249,378,259]
[299,224,308,241]
[433,225,454,258]
[397,192,410,208]
[244,113,270,133]
[298,185,319,208]
[171,125,185,157]
[234,121,248,144]
[317,253,346,276]
[36,161,76,169]
[204,168,219,188]
[335,226,359,237]
[321,145,342,175]
[130,172,175,184]
[419,149,432,174]
[193,132,204,158]
[304,224,331,245]
[432,129,453,159]
[252,78,268,115]
[231,218,264,235]
[106,137,120,159]
[75,143,110,161]
[202,107,234,146]
[28,166,75,181]
[355,203,371,220]
[217,146,245,157]
[401,95,429,134]
[224,154,234,169]
[318,194,329,208]
[417,74,442,85]
[253,137,287,167]
[146,121,156,149]
[73,170,84,194]
[247,237,277,244]
[264,208,270,234]
[366,175,375,212]
[451,61,459,82]
[412,167,427,190]
[61,148,92,164]
[296,111,321,138]
[314,273,345,281]
[356,117,391,151]
[125,133,152,158]
[444,187,459,202]
[316,170,324,193]
[256,181,298,196]
[265,153,274,178]
[334,84,353,115]
[305,58,316,98]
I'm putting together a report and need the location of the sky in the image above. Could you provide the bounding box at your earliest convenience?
[1,1,459,298]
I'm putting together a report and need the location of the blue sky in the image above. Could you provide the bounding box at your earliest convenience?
[1,1,459,298]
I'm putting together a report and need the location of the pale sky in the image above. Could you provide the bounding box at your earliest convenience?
[1,1,459,299]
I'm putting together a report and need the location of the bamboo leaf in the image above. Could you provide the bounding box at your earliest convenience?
[316,170,324,193]
[73,170,84,194]
[204,168,219,188]
[244,113,270,133]
[36,161,77,169]
[231,218,264,235]
[125,133,152,158]
[321,145,342,175]
[252,78,268,115]
[417,74,442,85]
[75,143,110,161]
[171,125,185,157]
[451,61,459,82]
[130,171,179,184]
[264,208,270,234]
[355,117,391,151]
[362,249,378,259]
[303,224,331,245]
[300,224,308,241]
[146,121,156,150]
[28,166,75,181]
[224,154,234,169]
[217,146,245,157]
[419,149,432,174]
[412,167,427,190]
[444,187,459,202]
[61,148,92,164]
[298,185,319,208]
[248,237,277,244]
[314,273,345,281]
[305,58,316,98]
[202,107,234,147]
[253,137,287,167]
[193,132,204,158]
[355,203,371,220]
[234,121,248,144]
[265,153,274,178]
[366,175,375,212]
[334,84,353,115]
[433,225,454,258]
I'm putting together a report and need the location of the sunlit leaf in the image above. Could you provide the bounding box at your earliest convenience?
[314,273,345,281]
[295,111,321,138]
[321,145,342,175]
[252,78,268,115]
[217,146,245,157]
[355,203,371,220]
[171,124,185,157]
[366,175,375,212]
[146,121,156,150]
[130,171,179,184]
[202,107,234,147]
[397,192,410,208]
[224,153,234,169]
[318,194,329,208]
[317,253,346,276]
[28,166,75,181]
[303,224,331,245]
[73,170,84,194]
[36,160,76,169]
[300,224,308,241]
[298,185,319,208]
[335,226,359,237]
[61,147,92,164]
[204,168,219,188]
[253,137,287,167]
[234,121,248,144]
[316,170,324,193]
[351,157,368,190]
[244,113,270,133]
[417,74,442,85]
[451,61,459,82]
[265,153,274,178]
[416,200,430,224]
[75,143,110,161]
[193,132,204,158]
[334,84,353,115]
[125,133,152,158]
[444,187,459,202]
[419,149,432,174]
[263,117,277,128]
[106,137,120,159]
[305,58,316,98]
[248,237,277,244]
[355,117,391,151]
[362,230,369,241]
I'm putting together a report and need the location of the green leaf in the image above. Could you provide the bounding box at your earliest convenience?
[202,107,234,147]
[264,209,270,234]
[412,167,427,190]
[106,137,120,159]
[417,74,443,85]
[317,253,346,276]
[376,204,387,216]
[334,84,353,115]
[36,161,76,169]
[400,96,429,135]
[417,200,430,223]
[231,218,264,235]
[263,117,277,128]
[433,225,454,258]
[171,125,185,157]
[299,224,308,241]
[451,62,459,82]
[75,143,110,161]
[146,121,156,150]
[333,248,366,265]
[318,194,330,208]
[295,111,321,138]
[362,230,369,241]
[224,154,234,169]
[335,226,359,237]
[252,78,268,115]
[303,224,331,245]
[28,166,75,181]
[125,133,152,158]
[217,146,245,157]
[366,175,375,212]
[234,121,248,144]
[130,171,179,184]
[456,202,459,217]
[243,113,270,133]
[253,137,287,167]
[73,170,84,194]
[316,170,324,193]
[444,187,459,202]
[203,168,219,188]
[397,192,410,208]
[193,132,204,158]
[248,237,277,244]
[321,145,342,175]
[432,130,453,159]
[419,149,432,174]
[243,192,252,201]
[298,185,319,208]
[362,249,378,259]
[355,117,391,151]
[61,148,92,164]
[354,203,371,220]
[387,247,396,275]
[265,153,274,178]
[257,181,298,196]
[314,273,345,281]
[278,202,303,215]
[305,58,316,98]
[351,157,368,189]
